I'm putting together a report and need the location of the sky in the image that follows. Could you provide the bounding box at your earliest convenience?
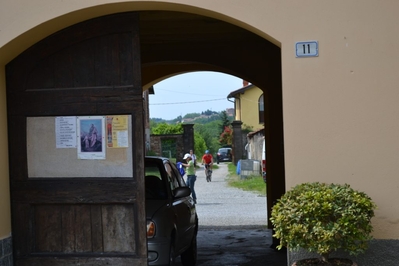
[149,71,244,120]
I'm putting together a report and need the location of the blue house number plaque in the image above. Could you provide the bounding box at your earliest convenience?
[295,41,318,57]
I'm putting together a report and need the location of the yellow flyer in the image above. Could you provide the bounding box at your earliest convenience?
[106,115,129,148]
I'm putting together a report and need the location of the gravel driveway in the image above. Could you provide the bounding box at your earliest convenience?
[176,163,288,266]
[194,163,267,227]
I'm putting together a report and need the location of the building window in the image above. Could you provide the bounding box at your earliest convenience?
[259,94,264,124]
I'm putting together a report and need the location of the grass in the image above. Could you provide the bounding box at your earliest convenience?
[226,162,266,196]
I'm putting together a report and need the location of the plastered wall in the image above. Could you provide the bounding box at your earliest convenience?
[0,69,11,238]
[239,86,263,130]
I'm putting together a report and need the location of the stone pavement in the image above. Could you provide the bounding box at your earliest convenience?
[176,163,287,266]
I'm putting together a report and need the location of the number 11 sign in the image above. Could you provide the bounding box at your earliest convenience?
[295,41,318,57]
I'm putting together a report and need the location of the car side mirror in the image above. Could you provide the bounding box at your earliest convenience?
[173,187,191,198]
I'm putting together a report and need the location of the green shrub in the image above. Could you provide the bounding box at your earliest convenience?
[270,182,376,262]
[146,150,157,156]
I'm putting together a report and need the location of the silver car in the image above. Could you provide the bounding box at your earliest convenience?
[145,156,198,266]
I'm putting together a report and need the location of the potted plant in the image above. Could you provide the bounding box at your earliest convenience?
[270,182,376,266]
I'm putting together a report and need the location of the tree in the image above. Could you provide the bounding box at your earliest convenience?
[150,119,159,130]
[219,126,233,146]
[219,111,231,134]
[192,115,219,124]
[175,115,183,123]
[194,132,207,157]
[183,112,201,119]
[151,123,183,135]
[202,109,216,116]
[194,122,220,154]
[150,110,232,155]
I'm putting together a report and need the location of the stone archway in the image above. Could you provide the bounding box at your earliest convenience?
[6,10,285,264]
[138,10,285,230]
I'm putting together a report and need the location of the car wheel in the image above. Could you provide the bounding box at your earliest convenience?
[169,237,176,266]
[180,234,197,266]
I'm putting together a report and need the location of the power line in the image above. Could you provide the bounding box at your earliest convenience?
[153,87,229,97]
[150,98,228,105]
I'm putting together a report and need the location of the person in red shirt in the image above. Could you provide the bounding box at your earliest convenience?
[201,150,213,177]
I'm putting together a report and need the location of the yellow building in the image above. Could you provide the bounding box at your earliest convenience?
[1,1,399,265]
[228,81,264,131]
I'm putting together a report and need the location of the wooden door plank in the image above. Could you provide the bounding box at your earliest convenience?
[75,205,93,252]
[61,205,76,253]
[11,203,32,257]
[18,257,147,266]
[102,205,135,253]
[10,180,137,203]
[90,205,104,252]
[34,205,62,252]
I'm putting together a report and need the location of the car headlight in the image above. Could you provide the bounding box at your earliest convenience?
[147,220,156,238]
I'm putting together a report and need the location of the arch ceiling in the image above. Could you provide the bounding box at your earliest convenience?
[139,11,280,90]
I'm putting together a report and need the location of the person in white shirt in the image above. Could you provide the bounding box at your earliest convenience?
[189,149,197,167]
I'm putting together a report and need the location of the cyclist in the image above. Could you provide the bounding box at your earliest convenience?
[201,150,213,181]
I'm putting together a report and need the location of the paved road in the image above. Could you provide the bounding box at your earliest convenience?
[176,163,287,266]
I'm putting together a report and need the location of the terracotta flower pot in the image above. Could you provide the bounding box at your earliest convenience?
[292,258,357,266]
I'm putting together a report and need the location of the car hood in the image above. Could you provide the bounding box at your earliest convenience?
[145,199,168,219]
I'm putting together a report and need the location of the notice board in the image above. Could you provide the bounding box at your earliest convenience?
[27,115,133,178]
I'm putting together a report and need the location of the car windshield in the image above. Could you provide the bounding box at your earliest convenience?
[145,161,167,200]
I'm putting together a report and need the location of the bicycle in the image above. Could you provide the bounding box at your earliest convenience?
[204,163,212,182]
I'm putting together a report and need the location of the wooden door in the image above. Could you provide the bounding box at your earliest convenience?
[6,12,147,265]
